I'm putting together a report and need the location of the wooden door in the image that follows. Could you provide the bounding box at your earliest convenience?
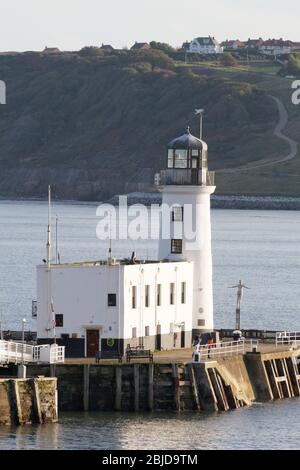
[86,329,99,357]
[181,324,185,348]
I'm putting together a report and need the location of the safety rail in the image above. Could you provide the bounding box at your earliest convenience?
[276,331,300,346]
[192,339,259,362]
[0,341,34,364]
[0,340,65,365]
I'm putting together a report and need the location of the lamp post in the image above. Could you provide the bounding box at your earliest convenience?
[21,318,27,366]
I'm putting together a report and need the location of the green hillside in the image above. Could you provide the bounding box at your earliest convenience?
[0,48,299,200]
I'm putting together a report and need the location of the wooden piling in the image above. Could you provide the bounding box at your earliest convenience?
[115,366,122,411]
[188,364,201,411]
[83,364,90,411]
[148,363,154,411]
[33,379,42,423]
[134,364,140,412]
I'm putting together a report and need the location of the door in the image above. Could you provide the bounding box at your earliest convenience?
[155,324,161,351]
[86,329,99,357]
[181,324,185,348]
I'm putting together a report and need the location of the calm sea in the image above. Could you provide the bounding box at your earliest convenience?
[0,200,299,449]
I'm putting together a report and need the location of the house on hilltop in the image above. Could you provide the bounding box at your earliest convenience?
[43,47,61,54]
[259,39,294,55]
[100,44,114,51]
[131,42,150,51]
[187,37,223,54]
[221,39,245,50]
[245,38,264,49]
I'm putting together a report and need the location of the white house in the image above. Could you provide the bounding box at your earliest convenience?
[188,37,223,54]
[36,126,216,357]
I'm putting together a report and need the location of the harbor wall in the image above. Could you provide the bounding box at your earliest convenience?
[23,349,299,413]
[0,377,57,425]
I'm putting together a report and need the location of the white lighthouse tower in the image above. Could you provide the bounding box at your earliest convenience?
[157,126,216,338]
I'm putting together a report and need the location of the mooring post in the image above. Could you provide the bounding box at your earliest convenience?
[83,364,90,411]
[134,364,140,412]
[12,380,23,425]
[115,366,122,411]
[148,363,154,411]
[172,364,180,411]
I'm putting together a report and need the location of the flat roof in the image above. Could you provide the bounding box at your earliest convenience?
[39,259,188,268]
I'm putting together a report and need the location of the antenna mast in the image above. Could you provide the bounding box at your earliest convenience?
[46,185,51,269]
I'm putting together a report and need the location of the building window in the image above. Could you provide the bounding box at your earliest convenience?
[132,286,137,309]
[172,206,183,222]
[108,293,117,307]
[55,314,63,327]
[171,239,182,254]
[145,285,150,307]
[145,326,150,337]
[198,319,205,327]
[170,283,175,305]
[132,327,137,338]
[181,282,186,304]
[157,284,161,306]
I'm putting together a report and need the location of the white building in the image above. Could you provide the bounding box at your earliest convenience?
[188,37,223,54]
[36,127,216,357]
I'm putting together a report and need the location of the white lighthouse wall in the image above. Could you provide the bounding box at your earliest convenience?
[158,186,215,332]
[122,261,193,350]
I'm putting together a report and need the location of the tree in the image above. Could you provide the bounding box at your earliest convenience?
[220,52,238,67]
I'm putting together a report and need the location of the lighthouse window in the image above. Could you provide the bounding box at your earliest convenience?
[55,314,63,327]
[174,149,188,169]
[171,239,182,254]
[107,293,117,307]
[132,327,137,338]
[145,326,150,337]
[172,206,183,222]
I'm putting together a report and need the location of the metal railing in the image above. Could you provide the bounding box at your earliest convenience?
[276,331,300,346]
[193,339,246,361]
[0,340,33,364]
[0,340,65,365]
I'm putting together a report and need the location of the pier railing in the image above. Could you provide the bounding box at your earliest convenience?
[0,340,65,365]
[276,331,300,346]
[193,339,245,361]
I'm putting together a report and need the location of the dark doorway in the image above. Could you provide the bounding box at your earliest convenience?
[181,324,185,348]
[86,329,99,357]
[155,324,161,351]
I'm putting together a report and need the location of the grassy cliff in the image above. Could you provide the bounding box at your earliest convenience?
[0,48,298,200]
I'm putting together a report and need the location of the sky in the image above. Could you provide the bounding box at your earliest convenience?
[0,0,300,52]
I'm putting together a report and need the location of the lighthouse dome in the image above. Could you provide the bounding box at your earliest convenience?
[168,127,208,152]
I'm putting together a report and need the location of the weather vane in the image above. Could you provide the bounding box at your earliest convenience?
[228,280,250,330]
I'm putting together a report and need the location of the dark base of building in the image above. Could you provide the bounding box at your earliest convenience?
[38,330,193,358]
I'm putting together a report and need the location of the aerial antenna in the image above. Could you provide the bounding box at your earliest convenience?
[195,108,205,140]
[55,214,59,264]
[108,210,112,264]
[46,185,51,269]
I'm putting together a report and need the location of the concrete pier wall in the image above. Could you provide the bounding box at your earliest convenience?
[0,377,57,425]
[17,348,299,414]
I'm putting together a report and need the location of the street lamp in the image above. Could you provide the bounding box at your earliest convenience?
[21,318,27,365]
